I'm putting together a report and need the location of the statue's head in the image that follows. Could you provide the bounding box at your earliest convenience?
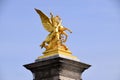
[50,15,61,27]
[54,16,61,24]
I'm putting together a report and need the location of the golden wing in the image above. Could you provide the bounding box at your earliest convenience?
[35,8,53,32]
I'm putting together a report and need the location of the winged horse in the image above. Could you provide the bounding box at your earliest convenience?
[35,9,72,50]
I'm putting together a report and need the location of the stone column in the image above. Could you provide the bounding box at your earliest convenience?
[24,56,91,80]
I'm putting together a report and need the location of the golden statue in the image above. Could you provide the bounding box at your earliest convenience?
[35,9,78,60]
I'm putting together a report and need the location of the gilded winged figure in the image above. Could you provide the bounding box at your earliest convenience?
[35,9,72,51]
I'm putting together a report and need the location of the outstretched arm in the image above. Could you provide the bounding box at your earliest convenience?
[50,12,54,25]
[50,12,53,17]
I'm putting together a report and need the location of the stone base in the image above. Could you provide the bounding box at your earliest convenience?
[37,48,79,62]
[36,53,80,62]
[24,56,91,80]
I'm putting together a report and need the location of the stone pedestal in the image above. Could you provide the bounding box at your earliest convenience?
[24,56,91,80]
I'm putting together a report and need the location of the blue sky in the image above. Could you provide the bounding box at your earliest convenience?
[0,0,120,80]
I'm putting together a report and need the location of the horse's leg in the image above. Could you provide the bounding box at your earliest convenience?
[61,44,68,50]
[40,41,46,48]
[62,32,68,42]
[40,34,50,49]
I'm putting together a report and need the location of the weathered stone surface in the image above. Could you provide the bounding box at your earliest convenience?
[24,57,91,80]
